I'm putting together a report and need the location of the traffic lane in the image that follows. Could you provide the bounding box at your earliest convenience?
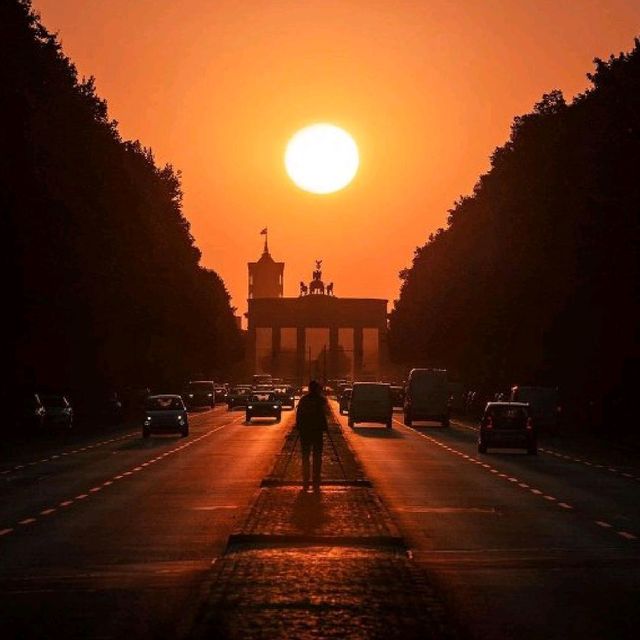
[337,409,640,640]
[411,419,640,542]
[0,410,291,639]
[0,405,226,476]
[0,407,235,537]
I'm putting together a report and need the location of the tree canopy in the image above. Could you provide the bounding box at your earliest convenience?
[389,40,640,422]
[1,0,243,397]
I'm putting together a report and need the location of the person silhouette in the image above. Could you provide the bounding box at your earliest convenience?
[295,380,329,491]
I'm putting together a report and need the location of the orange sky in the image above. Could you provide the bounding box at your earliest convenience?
[34,0,640,317]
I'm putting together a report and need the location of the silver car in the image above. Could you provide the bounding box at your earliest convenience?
[143,395,189,438]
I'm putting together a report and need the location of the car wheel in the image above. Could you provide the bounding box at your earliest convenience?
[275,415,281,423]
[527,445,537,455]
[246,414,251,422]
[142,428,150,439]
[386,419,392,429]
[442,417,450,428]
[478,443,487,453]
[348,418,354,428]
[404,413,412,427]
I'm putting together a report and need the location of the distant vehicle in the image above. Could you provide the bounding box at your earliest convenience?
[348,382,393,429]
[478,402,536,455]
[41,394,73,429]
[227,386,252,410]
[214,385,228,403]
[274,386,296,409]
[252,374,273,387]
[143,395,189,438]
[246,392,281,423]
[404,368,450,427]
[510,386,561,429]
[339,387,352,415]
[184,380,215,409]
[447,381,466,413]
[390,385,405,410]
[14,392,46,431]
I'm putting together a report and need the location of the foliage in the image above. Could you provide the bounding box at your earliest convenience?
[1,0,243,398]
[389,41,640,421]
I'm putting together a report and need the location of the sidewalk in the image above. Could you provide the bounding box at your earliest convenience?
[189,413,455,639]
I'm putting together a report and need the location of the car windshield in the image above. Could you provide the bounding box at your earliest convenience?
[41,395,67,407]
[233,388,250,395]
[486,405,528,425]
[146,397,184,411]
[251,393,276,402]
[188,383,212,393]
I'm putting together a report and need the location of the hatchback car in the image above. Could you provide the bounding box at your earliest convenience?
[143,395,189,438]
[227,386,252,410]
[478,402,536,454]
[246,392,281,423]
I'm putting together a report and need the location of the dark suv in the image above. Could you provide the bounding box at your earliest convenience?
[478,402,536,455]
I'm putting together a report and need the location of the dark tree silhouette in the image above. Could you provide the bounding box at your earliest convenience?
[1,0,243,416]
[389,41,640,430]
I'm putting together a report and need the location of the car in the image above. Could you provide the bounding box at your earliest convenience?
[41,394,73,429]
[390,385,405,410]
[143,395,189,438]
[274,386,296,409]
[404,368,450,427]
[246,392,281,423]
[478,402,536,454]
[184,380,215,409]
[348,382,393,429]
[339,387,352,415]
[227,386,252,410]
[214,385,228,403]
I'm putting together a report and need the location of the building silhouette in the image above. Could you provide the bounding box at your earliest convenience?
[248,234,284,299]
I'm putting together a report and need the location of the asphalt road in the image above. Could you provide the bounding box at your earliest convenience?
[337,405,640,640]
[0,405,289,639]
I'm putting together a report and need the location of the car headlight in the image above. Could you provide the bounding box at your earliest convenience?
[177,416,184,423]
[248,405,253,410]
[273,405,279,409]
[208,393,213,397]
[188,394,194,398]
[144,416,152,424]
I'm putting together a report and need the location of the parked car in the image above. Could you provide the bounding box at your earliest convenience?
[348,382,393,429]
[404,368,449,427]
[143,395,189,438]
[390,385,405,411]
[184,380,215,409]
[274,386,296,409]
[339,387,352,415]
[227,386,252,410]
[510,386,561,430]
[246,392,281,423]
[41,394,73,429]
[478,402,536,454]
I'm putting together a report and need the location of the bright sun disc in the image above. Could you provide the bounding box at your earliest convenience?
[285,124,359,194]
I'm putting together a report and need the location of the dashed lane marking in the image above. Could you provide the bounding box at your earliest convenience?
[452,420,640,483]
[393,418,637,543]
[0,416,244,539]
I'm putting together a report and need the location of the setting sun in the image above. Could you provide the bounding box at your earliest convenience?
[284,123,359,195]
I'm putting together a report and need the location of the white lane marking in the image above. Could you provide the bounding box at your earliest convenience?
[543,495,557,501]
[595,521,613,528]
[0,416,241,541]
[530,489,543,495]
[518,483,530,489]
[558,503,573,509]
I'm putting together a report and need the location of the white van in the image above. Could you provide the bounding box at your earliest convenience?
[404,368,450,427]
[348,382,393,429]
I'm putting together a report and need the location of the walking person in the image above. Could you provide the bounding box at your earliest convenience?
[295,380,329,491]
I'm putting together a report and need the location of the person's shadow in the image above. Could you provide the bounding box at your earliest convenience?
[291,490,327,535]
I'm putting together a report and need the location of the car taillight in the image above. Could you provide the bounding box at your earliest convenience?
[526,417,533,430]
[485,416,493,429]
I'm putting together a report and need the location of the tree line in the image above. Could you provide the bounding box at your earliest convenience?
[389,40,640,429]
[1,0,243,404]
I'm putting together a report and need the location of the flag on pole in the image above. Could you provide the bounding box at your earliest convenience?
[260,227,267,235]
